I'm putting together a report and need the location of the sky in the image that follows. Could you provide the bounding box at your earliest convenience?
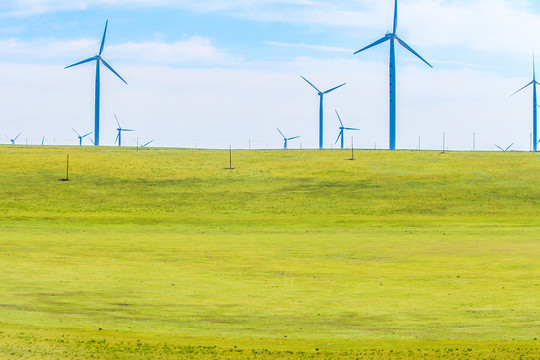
[1,0,540,150]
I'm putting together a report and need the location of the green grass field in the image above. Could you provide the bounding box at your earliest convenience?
[0,146,538,359]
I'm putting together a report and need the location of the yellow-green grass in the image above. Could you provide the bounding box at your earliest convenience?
[0,146,538,359]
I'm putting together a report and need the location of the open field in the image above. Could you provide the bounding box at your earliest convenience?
[0,146,538,359]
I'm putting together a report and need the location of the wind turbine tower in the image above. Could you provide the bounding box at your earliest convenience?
[301,76,346,149]
[512,56,538,152]
[65,21,127,146]
[354,0,432,150]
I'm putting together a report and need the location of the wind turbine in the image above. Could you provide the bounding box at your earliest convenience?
[5,132,21,144]
[512,56,538,152]
[71,128,92,146]
[276,128,300,149]
[65,20,127,146]
[354,0,432,150]
[495,143,514,152]
[114,114,133,147]
[301,76,346,149]
[135,138,154,148]
[335,110,360,149]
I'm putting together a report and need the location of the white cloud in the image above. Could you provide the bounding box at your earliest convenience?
[0,37,237,65]
[108,37,239,65]
[264,41,352,53]
[0,38,96,59]
[3,0,540,56]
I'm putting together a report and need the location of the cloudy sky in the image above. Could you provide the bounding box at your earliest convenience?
[1,0,540,150]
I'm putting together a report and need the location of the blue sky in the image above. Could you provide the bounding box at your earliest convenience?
[1,0,540,150]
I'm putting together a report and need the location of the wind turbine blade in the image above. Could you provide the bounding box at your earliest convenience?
[506,143,514,151]
[65,56,98,69]
[324,83,346,94]
[335,130,343,145]
[114,114,121,128]
[396,36,433,68]
[495,145,504,151]
[276,127,286,139]
[143,140,154,147]
[335,110,344,127]
[300,76,321,93]
[99,20,108,56]
[533,52,536,81]
[353,34,391,55]
[393,0,398,33]
[344,127,361,131]
[101,58,128,84]
[89,137,95,145]
[122,129,134,132]
[82,132,93,138]
[14,132,21,141]
[287,136,301,141]
[510,81,534,97]
[115,132,120,145]
[4,135,10,141]
[71,128,81,137]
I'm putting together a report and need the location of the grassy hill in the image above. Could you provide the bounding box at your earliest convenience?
[0,146,538,359]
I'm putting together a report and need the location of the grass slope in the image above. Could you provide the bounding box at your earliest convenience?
[0,146,538,359]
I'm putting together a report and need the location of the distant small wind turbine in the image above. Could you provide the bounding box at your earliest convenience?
[5,132,21,144]
[335,110,360,149]
[114,114,133,147]
[276,128,300,149]
[65,20,127,146]
[71,128,92,146]
[495,143,514,152]
[135,138,154,148]
[512,55,538,152]
[41,136,45,146]
[301,76,346,149]
[354,0,432,150]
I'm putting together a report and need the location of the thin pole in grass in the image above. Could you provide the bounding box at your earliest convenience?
[224,145,234,170]
[348,136,355,161]
[60,154,70,181]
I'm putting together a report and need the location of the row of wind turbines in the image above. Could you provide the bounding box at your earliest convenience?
[276,109,359,149]
[71,114,153,147]
[61,0,538,151]
[5,114,153,147]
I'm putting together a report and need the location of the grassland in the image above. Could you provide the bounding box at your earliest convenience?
[0,146,538,359]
